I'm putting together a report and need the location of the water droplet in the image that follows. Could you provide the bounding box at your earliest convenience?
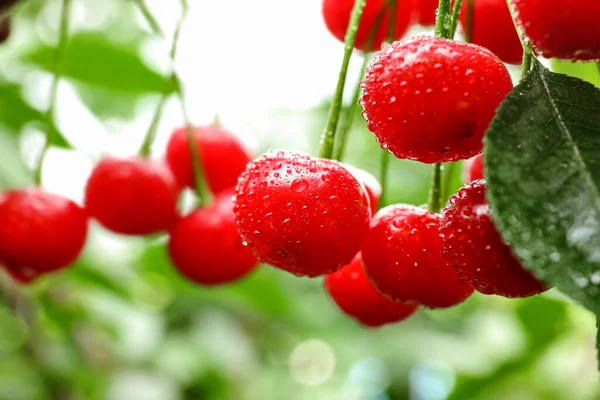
[291,179,308,193]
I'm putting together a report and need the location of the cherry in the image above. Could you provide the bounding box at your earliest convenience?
[346,165,382,214]
[233,150,371,277]
[512,0,600,61]
[459,0,522,64]
[440,180,548,298]
[361,204,474,308]
[325,252,418,327]
[169,191,258,285]
[85,157,179,235]
[464,154,484,182]
[166,124,252,195]
[0,189,88,282]
[322,0,417,52]
[360,35,513,163]
[417,0,438,26]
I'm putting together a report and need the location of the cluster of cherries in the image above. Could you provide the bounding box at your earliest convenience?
[0,125,258,284]
[1,0,599,328]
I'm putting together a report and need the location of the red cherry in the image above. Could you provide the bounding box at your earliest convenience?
[85,157,179,235]
[322,0,417,52]
[440,180,548,298]
[0,189,88,282]
[169,192,258,285]
[325,252,418,327]
[418,0,438,26]
[360,35,513,163]
[166,124,252,195]
[361,204,474,308]
[459,0,522,64]
[233,150,371,277]
[464,154,484,182]
[346,165,382,214]
[512,0,600,61]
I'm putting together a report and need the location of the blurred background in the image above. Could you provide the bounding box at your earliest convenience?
[1,0,600,399]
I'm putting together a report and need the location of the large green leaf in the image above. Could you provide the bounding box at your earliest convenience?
[484,61,600,316]
[21,32,171,95]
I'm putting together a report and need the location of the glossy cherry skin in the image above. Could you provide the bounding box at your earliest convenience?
[512,0,600,61]
[0,189,88,282]
[418,0,438,26]
[169,192,258,285]
[322,0,417,52]
[325,252,418,327]
[360,35,513,163]
[85,157,179,235]
[346,165,382,214]
[464,154,484,182]
[361,204,474,308]
[440,180,548,298]
[233,150,371,277]
[166,124,252,195]
[460,0,522,64]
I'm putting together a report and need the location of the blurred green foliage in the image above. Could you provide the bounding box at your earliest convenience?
[0,1,598,400]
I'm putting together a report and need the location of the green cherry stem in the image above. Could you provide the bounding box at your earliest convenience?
[449,0,464,39]
[379,0,397,206]
[434,0,453,40]
[427,162,443,213]
[176,0,211,205]
[135,0,211,204]
[428,0,456,213]
[34,0,72,186]
[318,0,366,159]
[332,56,368,162]
[133,0,164,36]
[505,0,533,78]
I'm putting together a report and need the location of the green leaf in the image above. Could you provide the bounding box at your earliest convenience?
[484,61,600,316]
[21,32,171,95]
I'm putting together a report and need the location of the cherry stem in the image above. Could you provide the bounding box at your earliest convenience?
[379,0,397,206]
[135,0,211,204]
[332,57,368,162]
[434,0,453,40]
[428,0,458,213]
[505,0,533,78]
[450,0,463,39]
[34,0,72,186]
[317,0,366,159]
[133,0,163,36]
[428,162,443,213]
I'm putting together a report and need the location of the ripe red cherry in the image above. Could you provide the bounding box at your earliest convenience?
[512,0,600,61]
[361,204,474,308]
[85,157,179,235]
[233,150,371,277]
[440,180,548,298]
[325,252,418,327]
[169,191,258,285]
[418,0,438,26]
[166,124,252,195]
[0,189,88,282]
[346,165,382,214]
[464,154,484,182]
[459,0,522,64]
[360,35,513,163]
[322,0,417,52]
